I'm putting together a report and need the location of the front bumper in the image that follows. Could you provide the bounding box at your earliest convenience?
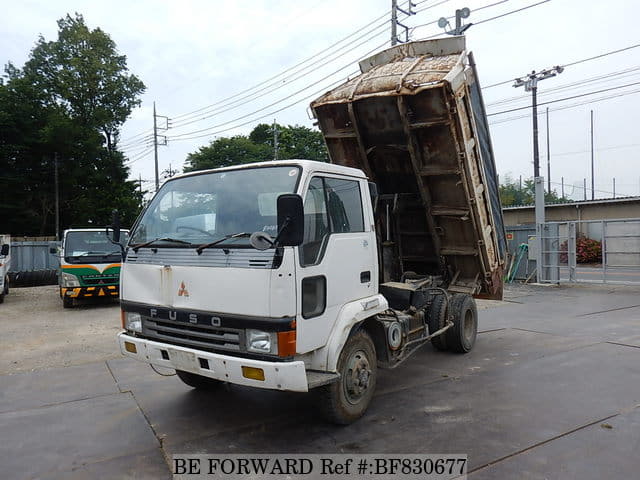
[62,285,119,298]
[117,332,310,392]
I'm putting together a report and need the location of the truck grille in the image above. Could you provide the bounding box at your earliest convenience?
[142,317,243,352]
[82,275,119,285]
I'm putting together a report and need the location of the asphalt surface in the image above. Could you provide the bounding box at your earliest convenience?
[1,283,639,479]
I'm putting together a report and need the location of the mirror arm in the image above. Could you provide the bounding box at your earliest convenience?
[105,227,126,258]
[272,216,291,247]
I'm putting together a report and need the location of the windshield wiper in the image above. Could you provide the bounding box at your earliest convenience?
[196,232,251,255]
[131,237,194,253]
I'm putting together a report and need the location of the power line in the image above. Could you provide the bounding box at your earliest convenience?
[167,68,363,142]
[169,1,450,128]
[488,80,640,116]
[489,86,640,125]
[484,42,640,89]
[486,65,640,107]
[168,7,395,123]
[168,20,391,130]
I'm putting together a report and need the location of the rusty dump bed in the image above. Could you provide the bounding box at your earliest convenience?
[311,37,506,299]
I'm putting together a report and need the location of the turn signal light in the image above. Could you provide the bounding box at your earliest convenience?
[277,330,296,357]
[241,366,265,381]
[124,341,137,354]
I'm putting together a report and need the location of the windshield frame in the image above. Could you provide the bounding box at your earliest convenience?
[128,164,303,249]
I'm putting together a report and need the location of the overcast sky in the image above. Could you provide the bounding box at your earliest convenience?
[3,0,640,199]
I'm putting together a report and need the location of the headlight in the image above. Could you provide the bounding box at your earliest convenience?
[246,329,278,354]
[61,272,80,287]
[125,312,142,333]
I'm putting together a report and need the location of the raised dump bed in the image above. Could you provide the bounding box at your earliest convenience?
[311,36,506,299]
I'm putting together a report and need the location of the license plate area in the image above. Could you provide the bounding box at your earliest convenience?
[167,348,197,371]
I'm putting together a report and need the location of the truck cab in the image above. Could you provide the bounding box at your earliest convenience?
[57,228,128,308]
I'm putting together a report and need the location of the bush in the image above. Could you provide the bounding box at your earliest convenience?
[559,236,602,264]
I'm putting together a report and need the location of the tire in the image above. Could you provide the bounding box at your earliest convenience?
[176,370,222,390]
[317,329,377,425]
[62,296,74,309]
[3,275,8,295]
[427,294,448,352]
[0,292,4,304]
[445,293,478,353]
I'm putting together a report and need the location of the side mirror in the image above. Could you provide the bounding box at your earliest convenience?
[368,181,378,213]
[276,194,304,247]
[0,244,8,256]
[49,246,57,255]
[110,210,121,243]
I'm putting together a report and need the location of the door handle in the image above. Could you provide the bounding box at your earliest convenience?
[360,271,371,283]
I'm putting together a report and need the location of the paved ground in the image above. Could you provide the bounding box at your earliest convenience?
[1,283,639,479]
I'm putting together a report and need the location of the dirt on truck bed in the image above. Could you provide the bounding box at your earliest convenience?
[0,285,121,374]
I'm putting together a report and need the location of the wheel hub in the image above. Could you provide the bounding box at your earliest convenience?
[344,350,371,404]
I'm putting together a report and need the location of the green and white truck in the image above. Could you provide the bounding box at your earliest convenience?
[55,228,128,308]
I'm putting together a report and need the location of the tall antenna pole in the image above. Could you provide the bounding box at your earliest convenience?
[153,101,159,192]
[590,110,595,200]
[546,107,551,193]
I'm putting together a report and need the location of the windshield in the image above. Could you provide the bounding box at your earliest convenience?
[129,165,301,246]
[64,231,128,259]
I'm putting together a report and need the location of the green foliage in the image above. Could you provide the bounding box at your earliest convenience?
[184,123,328,172]
[499,174,569,207]
[0,13,145,235]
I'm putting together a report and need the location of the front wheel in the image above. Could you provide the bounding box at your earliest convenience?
[176,370,222,390]
[317,330,377,425]
[62,296,74,308]
[3,275,8,295]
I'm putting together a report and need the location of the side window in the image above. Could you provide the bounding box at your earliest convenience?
[325,178,364,233]
[300,177,329,266]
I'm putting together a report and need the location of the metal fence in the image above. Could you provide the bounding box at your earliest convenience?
[8,241,60,287]
[539,218,640,285]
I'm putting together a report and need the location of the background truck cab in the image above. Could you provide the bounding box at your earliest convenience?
[56,228,128,308]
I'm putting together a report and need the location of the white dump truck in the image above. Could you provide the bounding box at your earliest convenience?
[115,37,506,424]
[0,234,10,303]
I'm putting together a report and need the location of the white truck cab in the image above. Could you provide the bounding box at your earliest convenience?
[117,37,506,424]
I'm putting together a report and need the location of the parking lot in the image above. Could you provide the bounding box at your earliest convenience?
[1,283,639,479]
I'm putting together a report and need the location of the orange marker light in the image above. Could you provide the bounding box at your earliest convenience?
[277,330,296,357]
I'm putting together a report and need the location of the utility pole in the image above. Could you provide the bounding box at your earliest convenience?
[513,66,563,283]
[54,153,60,241]
[153,102,159,192]
[273,119,279,161]
[613,178,616,198]
[152,102,169,192]
[546,107,551,193]
[561,177,564,198]
[583,178,587,200]
[513,66,564,178]
[590,110,595,200]
[391,0,415,45]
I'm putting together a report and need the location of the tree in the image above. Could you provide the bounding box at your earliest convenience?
[184,123,328,172]
[0,14,145,235]
[499,174,569,207]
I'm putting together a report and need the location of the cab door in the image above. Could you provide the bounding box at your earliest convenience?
[295,174,377,353]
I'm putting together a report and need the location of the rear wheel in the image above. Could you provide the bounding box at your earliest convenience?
[176,370,222,390]
[445,293,478,353]
[3,275,8,295]
[428,294,448,351]
[318,330,377,425]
